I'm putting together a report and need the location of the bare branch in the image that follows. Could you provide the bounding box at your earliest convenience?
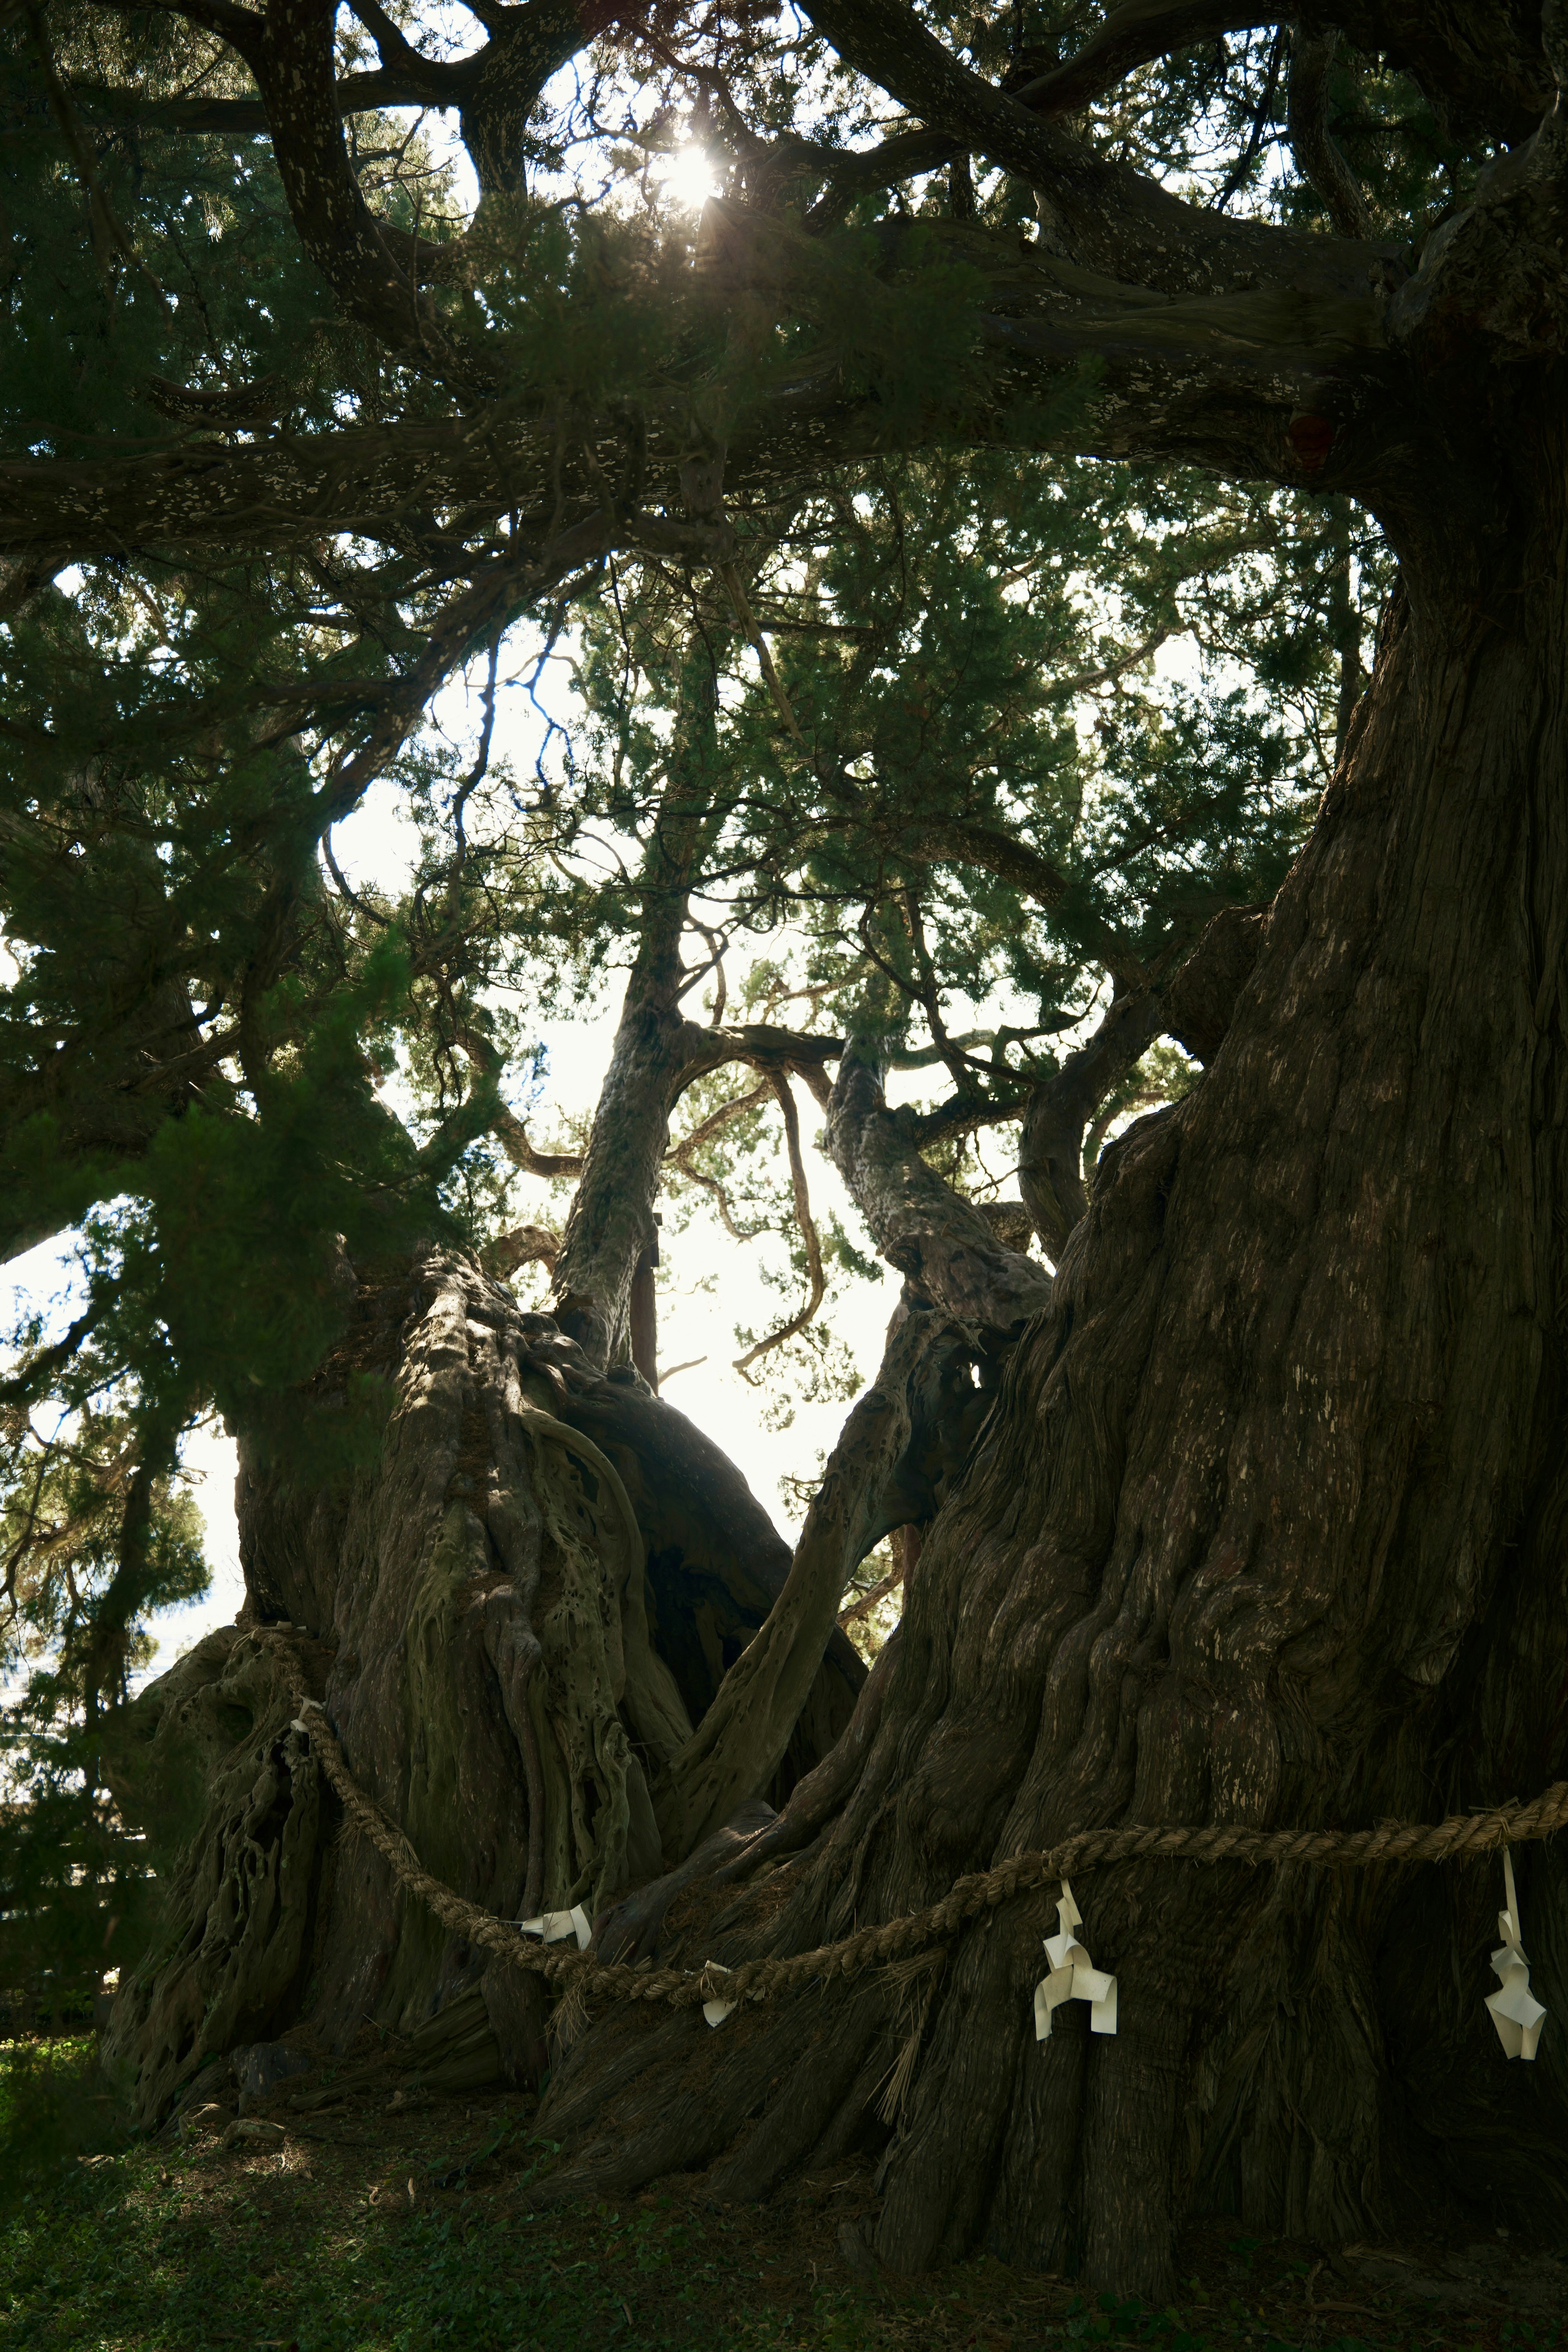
[733,1074,827,1376]
[1288,26,1372,241]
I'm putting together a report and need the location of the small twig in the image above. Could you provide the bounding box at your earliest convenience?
[717,561,807,746]
[732,1073,826,1376]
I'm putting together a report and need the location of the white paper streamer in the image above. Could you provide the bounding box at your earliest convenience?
[701,1963,735,2028]
[1033,1879,1118,2043]
[518,1904,591,1951]
[1486,1849,1547,2061]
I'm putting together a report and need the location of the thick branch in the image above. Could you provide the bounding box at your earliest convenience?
[1006,4,1278,125]
[462,1031,586,1179]
[550,646,729,1367]
[896,814,1146,985]
[673,1020,844,1091]
[651,1306,966,1855]
[797,0,1390,299]
[1288,26,1372,241]
[1018,989,1165,1261]
[1161,901,1266,1064]
[825,1041,1051,1333]
[248,0,466,364]
[487,1221,561,1276]
[1334,2,1552,145]
[2,226,1399,573]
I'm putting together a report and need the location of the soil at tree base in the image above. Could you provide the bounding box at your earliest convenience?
[5,2043,1567,2352]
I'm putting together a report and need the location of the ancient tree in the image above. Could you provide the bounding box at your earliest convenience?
[4,0,1568,2302]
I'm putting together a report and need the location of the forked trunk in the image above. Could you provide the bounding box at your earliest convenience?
[98,1265,866,2120]
[523,429,1568,2289]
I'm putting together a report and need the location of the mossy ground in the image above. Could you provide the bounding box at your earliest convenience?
[3,2043,1566,2351]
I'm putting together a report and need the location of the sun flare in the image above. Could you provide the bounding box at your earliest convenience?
[657,143,720,210]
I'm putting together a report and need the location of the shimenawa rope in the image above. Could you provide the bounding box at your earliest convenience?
[287,1693,1568,2022]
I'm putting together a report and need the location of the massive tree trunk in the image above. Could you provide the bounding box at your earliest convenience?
[43,0,1568,2301]
[103,471,1568,2281]
[99,458,1568,2291]
[88,128,1568,2267]
[99,1251,870,2121]
[509,443,1568,2287]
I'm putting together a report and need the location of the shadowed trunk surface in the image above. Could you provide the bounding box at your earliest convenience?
[521,441,1568,2290]
[94,398,1568,2300]
[100,1260,866,2120]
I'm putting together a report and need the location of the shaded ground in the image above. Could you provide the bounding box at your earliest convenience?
[4,2042,1568,2352]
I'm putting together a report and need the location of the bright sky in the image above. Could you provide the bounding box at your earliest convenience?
[1,686,947,1682]
[2,125,1209,1686]
[5,594,1194,1688]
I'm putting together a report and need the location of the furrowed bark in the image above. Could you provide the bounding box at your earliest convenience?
[590,1622,905,1964]
[648,1304,974,1857]
[100,1245,866,2109]
[492,287,1568,2294]
[1161,903,1266,1066]
[550,1374,866,1788]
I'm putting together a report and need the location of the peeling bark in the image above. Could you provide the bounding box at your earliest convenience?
[101,1249,867,2111]
[98,1625,332,2127]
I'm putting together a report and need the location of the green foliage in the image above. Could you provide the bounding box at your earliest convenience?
[0,0,1418,2075]
[0,2037,127,2217]
[0,2083,1414,2350]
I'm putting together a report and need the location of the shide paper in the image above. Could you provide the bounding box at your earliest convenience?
[701,1963,735,2028]
[1033,1879,1118,2044]
[1486,1848,1547,2062]
[519,1904,592,1952]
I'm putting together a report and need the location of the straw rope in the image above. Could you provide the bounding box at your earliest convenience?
[287,1693,1568,2020]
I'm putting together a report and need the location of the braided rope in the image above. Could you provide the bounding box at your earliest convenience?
[289,1695,1568,2019]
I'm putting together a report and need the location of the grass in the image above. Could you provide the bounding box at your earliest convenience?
[1,2045,1564,2352]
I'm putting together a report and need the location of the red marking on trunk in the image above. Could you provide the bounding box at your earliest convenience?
[1287,413,1335,470]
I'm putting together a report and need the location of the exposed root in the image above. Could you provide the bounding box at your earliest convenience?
[98,1625,332,2127]
[100,1245,880,2123]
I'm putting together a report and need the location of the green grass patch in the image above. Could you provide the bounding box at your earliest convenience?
[0,2050,1554,2352]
